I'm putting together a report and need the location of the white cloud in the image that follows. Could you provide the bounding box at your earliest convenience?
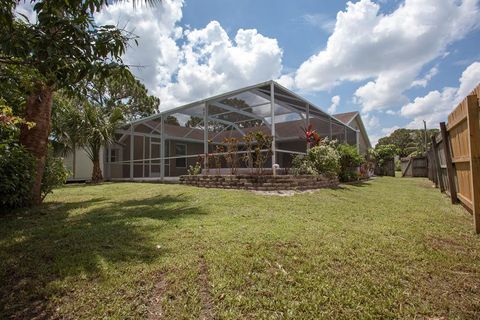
[369,134,382,147]
[276,73,295,89]
[302,13,336,33]
[457,61,480,98]
[362,113,380,131]
[385,109,397,115]
[292,0,479,112]
[95,0,184,98]
[327,95,341,114]
[95,1,283,110]
[401,61,480,128]
[158,21,283,108]
[411,66,439,88]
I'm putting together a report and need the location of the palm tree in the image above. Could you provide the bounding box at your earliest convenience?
[1,0,159,204]
[81,103,124,183]
[51,94,85,179]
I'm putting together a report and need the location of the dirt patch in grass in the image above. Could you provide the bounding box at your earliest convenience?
[416,179,436,189]
[147,272,168,320]
[252,189,316,197]
[428,236,466,252]
[198,254,213,320]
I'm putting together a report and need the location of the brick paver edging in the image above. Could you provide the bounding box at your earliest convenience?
[179,175,339,191]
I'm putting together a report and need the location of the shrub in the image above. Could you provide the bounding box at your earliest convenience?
[242,131,272,175]
[307,144,340,177]
[41,148,69,201]
[291,154,317,175]
[292,139,340,177]
[0,143,36,209]
[187,162,202,175]
[337,144,364,182]
[373,144,398,167]
[395,159,401,171]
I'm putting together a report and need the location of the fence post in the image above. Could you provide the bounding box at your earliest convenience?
[431,135,444,192]
[466,95,480,234]
[440,122,458,204]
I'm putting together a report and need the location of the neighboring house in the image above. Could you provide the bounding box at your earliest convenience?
[64,81,370,181]
[63,146,105,181]
[333,111,372,155]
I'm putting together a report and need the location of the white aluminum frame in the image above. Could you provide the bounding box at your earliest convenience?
[106,80,359,180]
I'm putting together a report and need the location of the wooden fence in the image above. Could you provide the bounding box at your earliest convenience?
[401,156,428,177]
[427,84,480,234]
[374,158,395,177]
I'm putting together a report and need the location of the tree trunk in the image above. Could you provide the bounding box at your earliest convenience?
[19,84,54,205]
[91,155,103,183]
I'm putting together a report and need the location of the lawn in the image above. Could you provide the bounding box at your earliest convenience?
[1,177,479,319]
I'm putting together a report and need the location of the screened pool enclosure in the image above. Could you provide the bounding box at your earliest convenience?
[104,81,359,180]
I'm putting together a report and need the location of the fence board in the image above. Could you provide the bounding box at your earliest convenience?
[465,95,480,233]
[440,122,458,204]
[425,84,479,233]
[431,135,444,191]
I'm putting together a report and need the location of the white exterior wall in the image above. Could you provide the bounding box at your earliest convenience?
[63,146,105,181]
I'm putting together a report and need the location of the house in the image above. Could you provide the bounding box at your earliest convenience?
[333,111,372,154]
[64,81,371,181]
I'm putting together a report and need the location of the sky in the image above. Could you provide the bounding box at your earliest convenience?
[19,0,480,145]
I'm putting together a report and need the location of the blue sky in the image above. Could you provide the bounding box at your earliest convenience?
[93,0,480,144]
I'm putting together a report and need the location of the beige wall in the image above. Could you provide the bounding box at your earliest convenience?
[167,140,204,177]
[348,117,370,155]
[63,146,105,181]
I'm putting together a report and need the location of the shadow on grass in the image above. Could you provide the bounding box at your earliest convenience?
[333,180,372,190]
[0,193,205,319]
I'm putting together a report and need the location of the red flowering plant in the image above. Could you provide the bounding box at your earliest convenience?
[303,124,321,148]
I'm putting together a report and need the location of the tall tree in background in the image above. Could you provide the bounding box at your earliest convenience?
[185,116,203,128]
[377,128,439,157]
[81,103,124,183]
[0,0,156,204]
[52,70,159,183]
[51,93,85,178]
[82,70,159,121]
[79,72,159,182]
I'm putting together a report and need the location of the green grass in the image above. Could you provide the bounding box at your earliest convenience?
[1,177,479,319]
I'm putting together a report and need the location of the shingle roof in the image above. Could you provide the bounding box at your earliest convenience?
[333,111,358,124]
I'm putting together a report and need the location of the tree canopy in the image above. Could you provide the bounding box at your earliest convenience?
[377,128,439,157]
[0,0,159,204]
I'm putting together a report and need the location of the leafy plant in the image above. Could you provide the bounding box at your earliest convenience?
[307,144,341,178]
[187,162,202,176]
[41,147,69,201]
[395,159,402,172]
[337,144,364,182]
[242,134,255,173]
[373,144,398,167]
[224,137,239,175]
[1,102,35,142]
[0,143,35,209]
[81,103,124,183]
[242,131,272,175]
[1,0,138,204]
[292,139,340,177]
[377,128,439,157]
[291,154,317,175]
[303,124,321,148]
[214,145,224,175]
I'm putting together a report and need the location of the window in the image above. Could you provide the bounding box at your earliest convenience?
[175,143,187,168]
[110,149,119,162]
